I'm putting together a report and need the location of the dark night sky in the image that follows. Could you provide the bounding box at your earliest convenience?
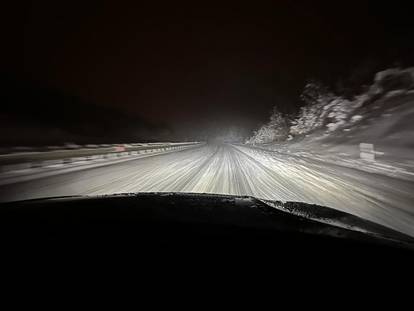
[1,0,414,143]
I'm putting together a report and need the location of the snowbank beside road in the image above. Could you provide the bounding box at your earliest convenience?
[248,67,414,144]
[246,67,414,176]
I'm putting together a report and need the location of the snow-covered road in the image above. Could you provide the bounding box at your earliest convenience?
[1,144,413,236]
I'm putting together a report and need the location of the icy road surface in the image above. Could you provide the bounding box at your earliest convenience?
[1,144,413,237]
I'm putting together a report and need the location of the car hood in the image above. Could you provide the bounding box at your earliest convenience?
[1,192,413,249]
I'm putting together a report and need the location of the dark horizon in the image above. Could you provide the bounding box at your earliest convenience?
[2,0,414,145]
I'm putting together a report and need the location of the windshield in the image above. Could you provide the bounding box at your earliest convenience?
[1,1,414,238]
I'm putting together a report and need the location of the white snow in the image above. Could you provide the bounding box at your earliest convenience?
[350,115,363,123]
[247,67,414,145]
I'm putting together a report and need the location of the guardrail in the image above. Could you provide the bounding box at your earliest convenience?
[0,142,203,172]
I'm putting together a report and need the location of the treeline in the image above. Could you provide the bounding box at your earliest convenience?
[0,75,171,146]
[247,67,414,144]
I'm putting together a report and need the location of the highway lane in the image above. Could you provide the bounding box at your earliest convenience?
[1,143,413,236]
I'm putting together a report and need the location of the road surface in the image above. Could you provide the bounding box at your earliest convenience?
[1,144,413,236]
